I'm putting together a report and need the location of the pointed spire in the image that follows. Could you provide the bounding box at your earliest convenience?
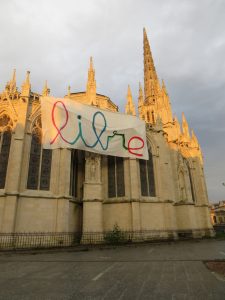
[12,68,16,84]
[25,70,30,85]
[86,57,97,105]
[5,69,17,94]
[42,80,50,96]
[68,85,71,97]
[10,68,17,93]
[174,115,181,131]
[191,129,199,148]
[143,28,160,103]
[127,84,132,97]
[138,82,145,120]
[162,79,168,95]
[182,112,190,139]
[90,56,94,71]
[87,56,96,84]
[125,85,136,116]
[138,82,144,107]
[160,79,173,124]
[21,71,31,97]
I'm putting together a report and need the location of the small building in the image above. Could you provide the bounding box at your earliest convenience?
[210,201,225,225]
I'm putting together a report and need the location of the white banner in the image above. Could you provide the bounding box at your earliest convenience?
[41,97,148,160]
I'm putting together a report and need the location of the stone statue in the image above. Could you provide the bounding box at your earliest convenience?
[85,152,101,182]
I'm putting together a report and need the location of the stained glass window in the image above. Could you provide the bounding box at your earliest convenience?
[108,156,125,198]
[40,149,52,190]
[0,131,12,189]
[27,131,52,190]
[139,149,156,197]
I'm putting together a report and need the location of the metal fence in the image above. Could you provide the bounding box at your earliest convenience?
[213,225,225,232]
[0,228,214,250]
[0,232,82,250]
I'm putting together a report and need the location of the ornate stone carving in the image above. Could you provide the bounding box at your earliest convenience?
[178,171,187,202]
[0,114,13,132]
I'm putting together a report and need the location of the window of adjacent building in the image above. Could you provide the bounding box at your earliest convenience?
[108,156,125,198]
[139,149,156,197]
[0,130,12,189]
[27,131,52,190]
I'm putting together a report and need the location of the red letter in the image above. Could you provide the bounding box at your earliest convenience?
[128,136,144,157]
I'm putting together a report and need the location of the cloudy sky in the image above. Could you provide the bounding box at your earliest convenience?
[0,0,224,202]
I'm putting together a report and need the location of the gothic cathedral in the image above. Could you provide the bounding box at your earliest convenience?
[0,29,214,244]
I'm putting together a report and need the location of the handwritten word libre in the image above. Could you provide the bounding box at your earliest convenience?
[50,101,144,157]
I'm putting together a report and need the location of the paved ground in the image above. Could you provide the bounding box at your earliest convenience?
[0,240,225,299]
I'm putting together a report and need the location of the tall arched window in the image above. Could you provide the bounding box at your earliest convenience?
[27,125,52,190]
[178,171,187,201]
[70,149,85,198]
[186,160,195,203]
[108,156,125,198]
[139,148,156,197]
[0,114,13,189]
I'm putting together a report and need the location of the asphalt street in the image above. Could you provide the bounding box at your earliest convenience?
[0,240,225,299]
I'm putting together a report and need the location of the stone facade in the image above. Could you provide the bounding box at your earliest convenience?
[0,29,214,243]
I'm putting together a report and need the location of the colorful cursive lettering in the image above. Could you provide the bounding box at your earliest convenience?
[50,100,144,157]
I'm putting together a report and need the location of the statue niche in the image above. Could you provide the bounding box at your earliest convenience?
[85,152,101,183]
[178,171,187,202]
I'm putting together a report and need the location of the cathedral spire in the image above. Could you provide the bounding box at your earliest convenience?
[86,56,97,105]
[87,56,96,86]
[5,69,17,94]
[160,79,173,123]
[138,82,144,119]
[143,28,160,104]
[42,80,50,96]
[138,82,144,107]
[90,56,94,71]
[68,85,71,97]
[182,112,190,139]
[21,71,31,97]
[10,68,17,93]
[125,85,136,116]
[173,115,181,140]
[191,129,199,148]
[12,68,16,84]
[25,70,30,85]
[162,79,167,95]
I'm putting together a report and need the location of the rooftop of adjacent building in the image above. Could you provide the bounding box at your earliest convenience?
[210,200,225,210]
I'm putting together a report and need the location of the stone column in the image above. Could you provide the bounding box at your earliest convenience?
[2,90,30,233]
[129,159,141,234]
[54,148,71,233]
[81,152,103,243]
